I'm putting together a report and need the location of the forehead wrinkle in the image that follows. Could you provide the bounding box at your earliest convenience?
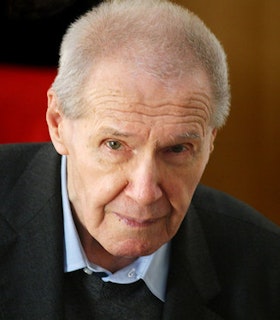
[94,109,209,132]
[87,87,211,129]
[91,104,211,139]
[179,132,201,140]
[86,84,211,110]
[93,101,210,119]
[84,87,131,113]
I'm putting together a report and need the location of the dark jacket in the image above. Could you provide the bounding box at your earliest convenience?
[1,143,280,319]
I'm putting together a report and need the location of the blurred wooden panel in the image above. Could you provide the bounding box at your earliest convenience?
[176,0,280,224]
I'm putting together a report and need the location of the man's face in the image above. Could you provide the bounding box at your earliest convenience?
[48,61,216,261]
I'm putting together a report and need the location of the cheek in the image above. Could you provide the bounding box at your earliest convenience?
[67,151,128,216]
[98,180,126,208]
[161,181,192,234]
[80,142,126,189]
[162,161,208,224]
[164,170,199,208]
[83,166,128,209]
[73,170,129,236]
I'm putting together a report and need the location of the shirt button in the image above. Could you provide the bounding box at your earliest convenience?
[127,268,136,278]
[83,267,93,275]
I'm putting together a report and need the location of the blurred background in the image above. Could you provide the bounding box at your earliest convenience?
[0,0,279,224]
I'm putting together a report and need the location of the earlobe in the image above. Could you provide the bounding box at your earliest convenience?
[46,89,69,155]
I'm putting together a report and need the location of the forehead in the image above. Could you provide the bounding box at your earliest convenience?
[81,60,213,134]
[85,60,211,105]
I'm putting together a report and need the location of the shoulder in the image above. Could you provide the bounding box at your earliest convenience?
[0,142,55,172]
[0,142,50,160]
[192,184,280,235]
[191,184,280,268]
[0,142,53,166]
[188,186,280,316]
[191,184,280,272]
[0,142,62,235]
[0,142,58,197]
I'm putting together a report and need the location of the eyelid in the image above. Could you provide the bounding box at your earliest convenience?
[163,143,192,154]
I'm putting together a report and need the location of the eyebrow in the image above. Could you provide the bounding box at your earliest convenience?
[99,127,201,141]
[99,128,135,138]
[178,132,201,140]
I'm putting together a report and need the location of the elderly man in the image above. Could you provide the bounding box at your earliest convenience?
[1,0,280,319]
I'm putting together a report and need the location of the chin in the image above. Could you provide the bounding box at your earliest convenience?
[109,238,164,258]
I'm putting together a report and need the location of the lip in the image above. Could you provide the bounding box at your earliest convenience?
[114,212,160,227]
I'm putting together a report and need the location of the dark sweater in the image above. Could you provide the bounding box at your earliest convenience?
[64,270,164,319]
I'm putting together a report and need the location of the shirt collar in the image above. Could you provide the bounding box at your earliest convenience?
[61,155,170,302]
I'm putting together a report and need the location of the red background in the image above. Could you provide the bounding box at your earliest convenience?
[0,64,56,143]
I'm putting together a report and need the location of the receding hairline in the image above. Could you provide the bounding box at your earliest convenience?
[51,0,230,127]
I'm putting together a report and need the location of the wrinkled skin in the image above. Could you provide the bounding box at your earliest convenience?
[47,61,216,272]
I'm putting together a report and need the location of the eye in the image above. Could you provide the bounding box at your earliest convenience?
[169,144,186,153]
[162,143,195,165]
[165,144,191,154]
[105,140,122,150]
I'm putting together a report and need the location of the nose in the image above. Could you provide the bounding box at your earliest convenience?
[124,156,163,206]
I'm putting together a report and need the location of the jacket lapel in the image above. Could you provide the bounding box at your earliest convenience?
[163,204,224,319]
[0,144,65,319]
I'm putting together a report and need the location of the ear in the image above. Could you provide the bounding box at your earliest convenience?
[209,128,217,153]
[46,89,69,155]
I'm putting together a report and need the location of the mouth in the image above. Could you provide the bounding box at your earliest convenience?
[114,212,160,228]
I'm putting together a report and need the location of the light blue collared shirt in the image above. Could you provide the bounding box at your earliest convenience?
[61,155,170,302]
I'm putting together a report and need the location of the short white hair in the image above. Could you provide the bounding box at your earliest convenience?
[52,0,230,128]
